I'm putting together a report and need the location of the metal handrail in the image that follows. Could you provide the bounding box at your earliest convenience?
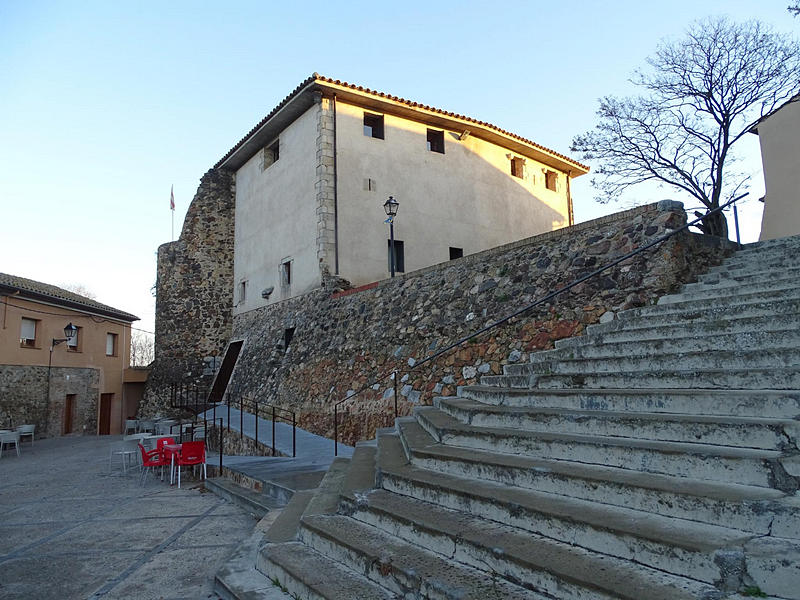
[333,194,747,455]
[222,391,297,457]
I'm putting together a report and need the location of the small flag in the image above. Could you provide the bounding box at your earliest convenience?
[170,185,175,211]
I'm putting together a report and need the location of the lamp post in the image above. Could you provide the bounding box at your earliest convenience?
[45,323,78,434]
[383,196,399,278]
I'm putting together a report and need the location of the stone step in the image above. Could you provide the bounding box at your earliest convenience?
[588,299,800,335]
[434,396,800,450]
[298,514,542,599]
[395,422,789,533]
[659,280,800,305]
[620,294,800,322]
[715,240,800,262]
[203,477,285,519]
[214,531,294,600]
[509,348,800,375]
[340,486,722,600]
[380,430,753,589]
[481,367,800,391]
[696,266,800,288]
[557,315,800,350]
[406,412,796,490]
[531,333,800,364]
[741,233,800,252]
[259,541,396,600]
[458,386,800,419]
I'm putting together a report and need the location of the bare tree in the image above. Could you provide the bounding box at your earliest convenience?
[572,17,800,237]
[130,330,155,367]
[61,283,98,300]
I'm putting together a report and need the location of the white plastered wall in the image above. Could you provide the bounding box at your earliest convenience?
[758,101,800,241]
[334,101,570,286]
[233,106,320,314]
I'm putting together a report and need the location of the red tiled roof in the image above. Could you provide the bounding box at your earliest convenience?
[215,73,589,173]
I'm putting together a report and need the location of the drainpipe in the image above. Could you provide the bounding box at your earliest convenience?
[566,170,574,226]
[332,93,339,274]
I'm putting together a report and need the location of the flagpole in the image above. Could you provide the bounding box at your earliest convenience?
[170,185,175,241]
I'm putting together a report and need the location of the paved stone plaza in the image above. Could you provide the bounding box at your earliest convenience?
[0,435,258,600]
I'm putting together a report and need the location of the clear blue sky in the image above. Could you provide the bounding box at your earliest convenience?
[1,1,795,334]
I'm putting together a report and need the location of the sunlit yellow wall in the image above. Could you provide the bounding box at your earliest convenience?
[758,101,800,241]
[0,296,131,434]
[334,100,570,286]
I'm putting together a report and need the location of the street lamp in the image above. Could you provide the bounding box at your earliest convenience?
[383,196,400,278]
[52,323,78,348]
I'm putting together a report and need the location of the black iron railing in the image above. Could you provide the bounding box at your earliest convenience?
[223,390,297,458]
[333,195,747,455]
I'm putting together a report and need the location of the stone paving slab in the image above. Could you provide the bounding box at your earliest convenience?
[0,435,258,600]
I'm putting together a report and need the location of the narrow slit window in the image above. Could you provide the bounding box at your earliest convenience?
[284,327,295,350]
[281,260,292,286]
[427,129,445,154]
[363,113,384,139]
[239,281,247,303]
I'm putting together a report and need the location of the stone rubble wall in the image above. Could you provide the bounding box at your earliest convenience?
[0,365,99,436]
[141,168,236,416]
[227,201,735,446]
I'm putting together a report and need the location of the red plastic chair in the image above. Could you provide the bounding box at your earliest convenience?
[138,443,168,485]
[174,441,206,488]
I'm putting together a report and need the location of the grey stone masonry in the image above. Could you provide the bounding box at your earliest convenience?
[228,201,734,446]
[244,233,800,600]
[142,168,236,416]
[315,94,337,275]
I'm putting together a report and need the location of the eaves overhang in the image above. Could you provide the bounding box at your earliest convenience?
[215,73,590,177]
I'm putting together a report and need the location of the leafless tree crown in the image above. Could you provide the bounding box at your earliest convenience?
[572,17,799,236]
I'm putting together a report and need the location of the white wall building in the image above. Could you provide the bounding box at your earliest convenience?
[217,74,589,315]
[752,94,800,241]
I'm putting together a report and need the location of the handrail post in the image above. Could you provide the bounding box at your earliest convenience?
[334,404,338,457]
[292,412,296,458]
[227,397,231,433]
[218,417,223,473]
[393,370,398,418]
[194,386,198,423]
[272,406,276,456]
[255,401,259,448]
[733,203,742,249]
[240,395,243,440]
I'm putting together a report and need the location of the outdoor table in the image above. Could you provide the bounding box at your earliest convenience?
[163,443,182,484]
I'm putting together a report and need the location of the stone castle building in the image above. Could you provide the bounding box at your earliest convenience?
[144,74,589,407]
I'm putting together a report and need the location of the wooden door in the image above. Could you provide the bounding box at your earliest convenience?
[99,394,113,435]
[63,394,76,434]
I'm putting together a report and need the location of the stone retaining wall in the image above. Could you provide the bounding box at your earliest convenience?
[226,201,735,446]
[0,365,99,436]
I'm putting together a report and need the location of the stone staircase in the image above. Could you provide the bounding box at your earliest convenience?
[235,235,800,599]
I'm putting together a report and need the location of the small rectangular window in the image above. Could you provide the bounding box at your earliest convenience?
[364,113,384,139]
[67,327,81,352]
[106,333,118,356]
[281,260,292,286]
[545,170,558,191]
[427,129,445,154]
[239,281,247,303]
[262,139,279,170]
[20,318,37,347]
[449,247,463,260]
[387,239,405,273]
[511,157,524,179]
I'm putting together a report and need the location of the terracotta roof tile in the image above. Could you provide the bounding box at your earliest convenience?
[0,272,139,322]
[215,73,589,172]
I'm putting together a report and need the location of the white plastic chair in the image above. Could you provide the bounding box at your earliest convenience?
[109,440,139,475]
[123,419,138,435]
[16,424,35,445]
[0,431,21,458]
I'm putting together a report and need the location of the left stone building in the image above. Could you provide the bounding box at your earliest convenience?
[0,273,140,437]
